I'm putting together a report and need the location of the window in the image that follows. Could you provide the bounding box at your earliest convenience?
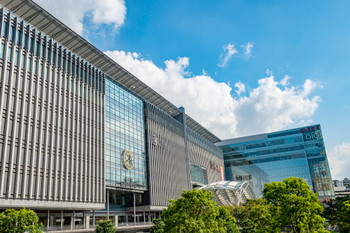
[2,21,9,37]
[23,34,28,49]
[0,43,5,59]
[14,50,19,66]
[7,47,12,63]
[30,37,35,53]
[16,29,22,45]
[27,57,32,71]
[10,26,15,41]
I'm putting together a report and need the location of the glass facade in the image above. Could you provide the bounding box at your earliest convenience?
[190,164,208,185]
[105,78,147,190]
[220,125,334,199]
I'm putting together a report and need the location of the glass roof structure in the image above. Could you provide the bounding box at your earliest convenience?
[200,181,256,206]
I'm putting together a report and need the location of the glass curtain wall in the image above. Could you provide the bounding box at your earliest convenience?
[105,78,147,191]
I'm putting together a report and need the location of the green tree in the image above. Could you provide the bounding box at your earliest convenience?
[339,200,350,233]
[231,198,272,233]
[216,206,239,233]
[0,208,42,233]
[322,198,338,228]
[150,219,165,233]
[95,220,116,233]
[161,189,239,233]
[263,177,328,233]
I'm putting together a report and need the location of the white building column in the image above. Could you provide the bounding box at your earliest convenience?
[114,215,118,227]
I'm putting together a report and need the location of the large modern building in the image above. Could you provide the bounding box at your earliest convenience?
[216,124,334,200]
[0,0,224,231]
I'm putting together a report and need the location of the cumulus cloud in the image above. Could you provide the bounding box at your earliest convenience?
[105,50,322,139]
[280,75,291,86]
[234,81,246,96]
[218,43,238,67]
[241,41,254,58]
[33,0,126,35]
[328,142,350,180]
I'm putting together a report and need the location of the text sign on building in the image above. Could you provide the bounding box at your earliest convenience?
[300,126,322,141]
[152,134,167,148]
[209,161,222,173]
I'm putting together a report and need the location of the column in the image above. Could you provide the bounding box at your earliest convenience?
[71,211,75,230]
[107,189,110,219]
[61,210,63,230]
[93,210,96,227]
[85,216,90,229]
[47,210,50,230]
[114,215,118,227]
[133,192,136,224]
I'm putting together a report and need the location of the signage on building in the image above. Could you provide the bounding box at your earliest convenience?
[234,174,252,181]
[300,125,319,133]
[300,126,322,141]
[209,161,222,173]
[152,134,167,148]
[220,166,225,181]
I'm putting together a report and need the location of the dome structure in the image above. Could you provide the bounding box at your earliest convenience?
[199,181,256,206]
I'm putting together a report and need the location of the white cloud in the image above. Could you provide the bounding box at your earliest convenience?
[218,43,238,67]
[234,81,246,96]
[105,50,322,139]
[241,41,254,57]
[328,142,350,180]
[233,76,321,137]
[33,0,126,35]
[280,75,291,86]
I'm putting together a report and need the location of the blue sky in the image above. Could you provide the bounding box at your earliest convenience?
[35,0,350,179]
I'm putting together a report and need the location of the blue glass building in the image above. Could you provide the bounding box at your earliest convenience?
[216,125,334,199]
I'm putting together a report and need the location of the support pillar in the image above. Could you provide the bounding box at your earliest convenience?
[61,210,63,230]
[93,210,96,227]
[85,215,90,229]
[114,215,118,227]
[83,211,86,229]
[133,192,136,224]
[47,210,50,230]
[143,211,146,224]
[107,189,110,220]
[71,211,75,230]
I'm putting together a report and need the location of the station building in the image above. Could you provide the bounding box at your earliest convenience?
[216,124,335,200]
[0,0,224,230]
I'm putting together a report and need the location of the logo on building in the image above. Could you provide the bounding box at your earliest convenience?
[152,134,167,148]
[122,149,134,170]
[210,161,221,173]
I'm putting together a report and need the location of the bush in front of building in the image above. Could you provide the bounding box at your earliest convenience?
[338,200,350,233]
[150,218,165,233]
[262,177,328,233]
[95,220,116,233]
[0,208,43,233]
[231,199,272,233]
[159,189,239,232]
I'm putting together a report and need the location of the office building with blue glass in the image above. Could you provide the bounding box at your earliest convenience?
[0,0,224,231]
[217,124,334,199]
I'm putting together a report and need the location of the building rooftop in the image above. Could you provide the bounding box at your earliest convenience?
[1,0,221,143]
[216,124,321,146]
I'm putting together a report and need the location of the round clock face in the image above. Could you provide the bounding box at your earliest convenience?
[122,149,134,170]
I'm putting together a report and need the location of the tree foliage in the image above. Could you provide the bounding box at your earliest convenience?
[231,198,272,233]
[95,220,116,233]
[161,189,239,233]
[150,219,165,233]
[323,195,350,229]
[262,177,327,233]
[0,208,42,233]
[339,200,350,233]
